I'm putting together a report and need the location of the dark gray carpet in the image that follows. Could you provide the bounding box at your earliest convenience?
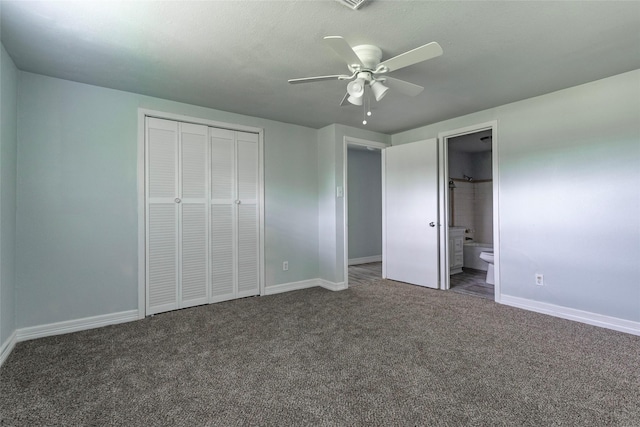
[2,279,639,426]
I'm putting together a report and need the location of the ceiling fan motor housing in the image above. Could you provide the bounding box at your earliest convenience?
[352,45,383,70]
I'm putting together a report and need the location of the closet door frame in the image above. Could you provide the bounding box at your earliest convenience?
[137,108,265,318]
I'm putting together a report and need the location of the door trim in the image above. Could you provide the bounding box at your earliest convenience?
[342,137,387,289]
[437,121,500,301]
[137,108,265,319]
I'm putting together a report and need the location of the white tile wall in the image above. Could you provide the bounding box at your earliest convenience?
[451,180,493,244]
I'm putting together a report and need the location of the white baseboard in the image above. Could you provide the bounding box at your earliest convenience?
[0,330,17,368]
[348,255,382,266]
[500,295,640,336]
[16,309,139,342]
[264,279,320,296]
[319,279,347,292]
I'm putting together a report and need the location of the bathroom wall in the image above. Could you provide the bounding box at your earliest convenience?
[449,148,493,244]
[474,181,493,244]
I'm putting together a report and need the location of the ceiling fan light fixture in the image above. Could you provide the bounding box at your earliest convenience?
[347,78,365,98]
[370,80,389,102]
[347,95,363,106]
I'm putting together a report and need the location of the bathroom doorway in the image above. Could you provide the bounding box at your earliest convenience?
[438,122,499,300]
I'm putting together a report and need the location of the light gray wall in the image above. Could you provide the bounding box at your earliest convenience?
[1,44,18,346]
[317,125,337,283]
[393,69,640,323]
[318,124,389,284]
[347,148,382,259]
[448,149,491,181]
[448,150,473,180]
[472,151,492,181]
[16,72,319,328]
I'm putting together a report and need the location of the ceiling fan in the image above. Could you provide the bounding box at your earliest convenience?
[288,36,443,114]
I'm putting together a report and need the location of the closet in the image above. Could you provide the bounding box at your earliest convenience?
[145,117,260,315]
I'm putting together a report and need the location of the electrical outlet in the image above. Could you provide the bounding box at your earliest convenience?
[535,273,544,286]
[283,261,289,271]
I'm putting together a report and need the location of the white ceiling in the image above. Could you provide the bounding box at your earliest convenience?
[2,1,639,134]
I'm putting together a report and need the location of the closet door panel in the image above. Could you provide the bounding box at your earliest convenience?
[211,204,235,301]
[179,123,209,307]
[210,128,236,301]
[181,123,208,200]
[146,118,179,315]
[237,203,259,296]
[147,119,178,199]
[237,133,258,202]
[236,132,259,296]
[210,128,235,201]
[181,204,208,305]
[147,204,178,313]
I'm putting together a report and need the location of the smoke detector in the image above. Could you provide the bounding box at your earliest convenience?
[335,0,368,10]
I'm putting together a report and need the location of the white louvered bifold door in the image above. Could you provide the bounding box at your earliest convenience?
[147,117,261,315]
[209,128,260,302]
[146,118,179,315]
[179,123,209,308]
[210,128,236,302]
[236,132,260,298]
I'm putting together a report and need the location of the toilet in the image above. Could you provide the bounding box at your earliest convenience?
[479,251,495,285]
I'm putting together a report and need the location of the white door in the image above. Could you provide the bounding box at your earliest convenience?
[146,118,209,315]
[383,138,440,288]
[209,128,260,302]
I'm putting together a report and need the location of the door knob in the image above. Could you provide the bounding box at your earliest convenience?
[429,222,436,227]
[175,198,181,204]
[235,200,241,204]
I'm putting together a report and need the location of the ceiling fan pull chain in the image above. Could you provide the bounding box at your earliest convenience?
[362,86,368,125]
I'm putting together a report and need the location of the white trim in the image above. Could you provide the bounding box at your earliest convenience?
[500,295,640,336]
[258,129,265,297]
[437,121,500,302]
[348,255,382,265]
[0,330,17,368]
[137,108,265,317]
[16,310,139,342]
[138,109,263,134]
[318,279,348,292]
[263,279,319,296]
[137,110,146,319]
[345,137,387,150]
[381,149,387,279]
[343,136,388,289]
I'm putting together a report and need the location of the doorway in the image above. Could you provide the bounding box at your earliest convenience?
[343,137,387,287]
[438,121,499,301]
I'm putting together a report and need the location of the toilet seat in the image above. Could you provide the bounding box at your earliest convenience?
[479,251,494,263]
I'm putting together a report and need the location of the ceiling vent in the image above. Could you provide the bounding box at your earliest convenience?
[335,0,368,10]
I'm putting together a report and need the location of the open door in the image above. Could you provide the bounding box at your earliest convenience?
[383,139,439,288]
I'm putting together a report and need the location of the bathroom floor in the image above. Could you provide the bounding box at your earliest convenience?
[349,263,494,300]
[450,268,494,300]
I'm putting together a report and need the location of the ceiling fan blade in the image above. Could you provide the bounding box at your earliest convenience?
[378,42,443,73]
[288,75,346,84]
[382,77,424,97]
[324,36,364,68]
[340,92,350,106]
